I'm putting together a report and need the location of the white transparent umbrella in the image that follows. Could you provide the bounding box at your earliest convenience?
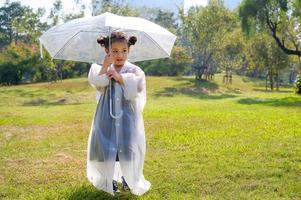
[39,12,177,63]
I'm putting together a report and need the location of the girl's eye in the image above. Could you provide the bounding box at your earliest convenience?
[123,50,127,53]
[113,50,118,53]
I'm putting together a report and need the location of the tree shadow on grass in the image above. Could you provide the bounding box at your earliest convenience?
[253,88,294,93]
[22,98,85,106]
[154,77,239,100]
[1,89,57,98]
[66,184,138,200]
[1,87,91,106]
[237,97,301,107]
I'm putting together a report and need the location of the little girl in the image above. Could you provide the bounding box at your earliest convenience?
[86,32,151,196]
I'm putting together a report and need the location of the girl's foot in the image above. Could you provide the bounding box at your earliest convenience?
[113,180,120,193]
[121,176,130,191]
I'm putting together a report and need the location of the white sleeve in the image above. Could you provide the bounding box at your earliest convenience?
[88,63,109,89]
[120,67,145,100]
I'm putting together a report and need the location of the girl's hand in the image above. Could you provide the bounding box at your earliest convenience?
[103,53,113,69]
[99,53,113,75]
[106,69,124,85]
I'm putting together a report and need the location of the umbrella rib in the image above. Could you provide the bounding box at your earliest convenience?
[79,26,120,33]
[141,31,170,57]
[50,29,172,62]
[82,28,171,58]
[53,29,123,60]
[99,28,171,58]
[53,31,81,58]
[79,28,120,35]
[79,30,109,34]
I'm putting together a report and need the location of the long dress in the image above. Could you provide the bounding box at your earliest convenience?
[86,61,151,195]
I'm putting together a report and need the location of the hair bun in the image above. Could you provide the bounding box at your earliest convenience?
[128,36,137,46]
[97,33,137,49]
[97,36,107,47]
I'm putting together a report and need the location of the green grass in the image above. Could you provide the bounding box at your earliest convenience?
[0,74,301,199]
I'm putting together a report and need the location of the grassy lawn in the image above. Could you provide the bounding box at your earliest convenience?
[0,74,300,199]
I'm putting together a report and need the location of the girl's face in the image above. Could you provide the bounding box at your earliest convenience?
[107,41,129,67]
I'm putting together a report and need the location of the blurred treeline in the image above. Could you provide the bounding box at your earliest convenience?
[0,0,300,90]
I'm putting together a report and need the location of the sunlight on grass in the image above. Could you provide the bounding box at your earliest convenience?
[0,74,300,199]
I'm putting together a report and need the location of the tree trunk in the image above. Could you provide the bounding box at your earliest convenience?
[276,71,279,91]
[267,17,301,57]
[195,67,200,80]
[195,66,205,80]
[56,64,63,82]
[265,75,268,91]
[269,71,274,90]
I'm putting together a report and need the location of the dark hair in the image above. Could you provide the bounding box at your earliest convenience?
[97,32,137,49]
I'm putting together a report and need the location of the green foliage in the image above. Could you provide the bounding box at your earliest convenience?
[1,0,299,87]
[50,0,86,23]
[0,43,34,85]
[152,9,178,34]
[0,62,21,85]
[245,32,289,75]
[239,0,301,58]
[49,0,63,25]
[239,0,288,35]
[138,46,192,76]
[0,1,90,84]
[94,0,140,16]
[215,26,245,74]
[180,1,237,79]
[0,1,48,46]
[244,32,291,90]
[0,42,88,84]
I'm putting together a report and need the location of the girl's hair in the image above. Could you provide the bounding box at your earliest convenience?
[97,32,137,49]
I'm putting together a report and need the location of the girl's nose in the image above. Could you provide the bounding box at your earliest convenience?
[117,52,125,57]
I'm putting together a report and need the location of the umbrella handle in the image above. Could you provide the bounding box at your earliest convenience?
[109,98,123,119]
[108,28,123,119]
[109,79,123,119]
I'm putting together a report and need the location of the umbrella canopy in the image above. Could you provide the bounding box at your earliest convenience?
[39,12,177,63]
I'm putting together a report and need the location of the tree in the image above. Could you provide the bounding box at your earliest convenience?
[180,0,237,80]
[47,0,89,82]
[0,0,90,84]
[49,0,64,26]
[138,46,192,76]
[0,1,48,47]
[0,1,24,46]
[0,43,34,84]
[136,8,182,76]
[63,0,86,21]
[153,9,178,33]
[214,24,245,83]
[245,32,290,90]
[93,0,139,16]
[239,0,301,73]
